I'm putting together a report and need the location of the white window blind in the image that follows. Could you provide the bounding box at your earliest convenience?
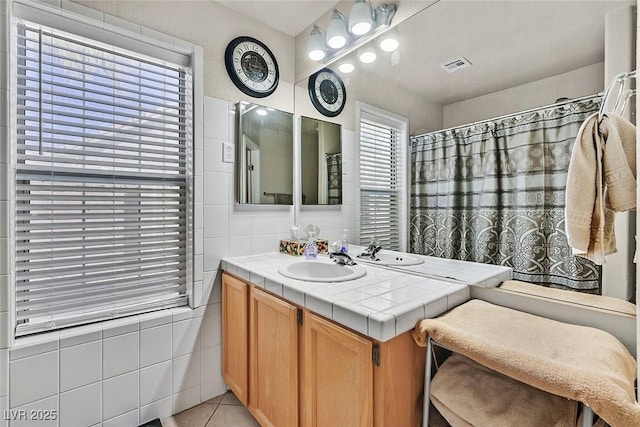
[358,117,403,251]
[14,22,192,336]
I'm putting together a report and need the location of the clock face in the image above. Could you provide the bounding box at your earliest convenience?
[225,37,279,98]
[308,68,346,117]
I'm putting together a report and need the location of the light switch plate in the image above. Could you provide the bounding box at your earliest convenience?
[222,143,234,163]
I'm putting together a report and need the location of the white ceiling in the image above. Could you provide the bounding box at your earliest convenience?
[217,0,341,37]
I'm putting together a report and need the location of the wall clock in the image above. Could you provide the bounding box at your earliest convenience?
[308,68,346,117]
[225,36,279,98]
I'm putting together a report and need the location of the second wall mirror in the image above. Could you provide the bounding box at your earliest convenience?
[300,116,342,205]
[237,102,294,204]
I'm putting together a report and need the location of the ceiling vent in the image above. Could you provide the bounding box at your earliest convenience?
[442,57,472,73]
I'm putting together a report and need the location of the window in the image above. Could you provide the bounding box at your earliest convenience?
[14,21,192,336]
[357,103,408,251]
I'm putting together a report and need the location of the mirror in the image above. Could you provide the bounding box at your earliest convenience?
[293,1,636,300]
[237,102,294,204]
[300,117,342,205]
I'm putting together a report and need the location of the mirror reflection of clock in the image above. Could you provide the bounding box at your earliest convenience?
[241,52,268,82]
[319,79,338,105]
[308,68,345,117]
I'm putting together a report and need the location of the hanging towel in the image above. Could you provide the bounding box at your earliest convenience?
[565,113,636,264]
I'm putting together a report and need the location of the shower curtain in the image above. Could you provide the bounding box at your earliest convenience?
[326,153,342,205]
[410,97,601,290]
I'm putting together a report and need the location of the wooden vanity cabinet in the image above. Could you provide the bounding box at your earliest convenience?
[249,286,299,427]
[222,272,426,427]
[222,273,249,406]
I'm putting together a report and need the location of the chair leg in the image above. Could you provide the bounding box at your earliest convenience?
[582,405,593,427]
[423,337,433,427]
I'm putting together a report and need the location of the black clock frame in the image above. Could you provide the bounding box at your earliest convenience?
[308,68,346,117]
[225,36,279,98]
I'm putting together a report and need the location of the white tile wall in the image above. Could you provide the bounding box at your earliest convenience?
[139,324,172,368]
[9,396,58,427]
[139,397,172,425]
[102,371,139,420]
[172,384,201,415]
[9,350,59,407]
[172,351,202,394]
[60,340,101,392]
[172,318,201,359]
[139,361,172,406]
[103,331,139,379]
[103,408,139,427]
[59,382,101,427]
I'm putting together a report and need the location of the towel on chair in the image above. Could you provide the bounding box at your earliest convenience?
[430,353,578,427]
[565,112,636,264]
[412,299,640,427]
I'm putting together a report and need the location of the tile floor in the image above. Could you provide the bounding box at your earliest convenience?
[162,391,259,427]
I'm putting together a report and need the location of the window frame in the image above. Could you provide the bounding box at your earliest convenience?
[8,0,201,339]
[355,101,409,252]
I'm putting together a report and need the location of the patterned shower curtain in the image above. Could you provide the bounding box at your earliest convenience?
[410,97,601,290]
[326,153,342,205]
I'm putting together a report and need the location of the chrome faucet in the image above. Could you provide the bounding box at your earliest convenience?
[328,240,356,266]
[329,250,356,266]
[358,241,382,260]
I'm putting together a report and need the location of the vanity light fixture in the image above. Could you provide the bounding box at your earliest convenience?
[307,25,327,61]
[305,1,396,64]
[338,62,355,73]
[326,9,349,49]
[358,46,377,64]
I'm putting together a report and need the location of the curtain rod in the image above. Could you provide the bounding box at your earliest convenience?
[412,92,603,139]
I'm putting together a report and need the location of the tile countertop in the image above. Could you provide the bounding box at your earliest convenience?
[221,249,512,342]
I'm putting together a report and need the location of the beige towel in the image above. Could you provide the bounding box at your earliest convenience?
[412,300,639,427]
[565,113,636,264]
[430,353,578,427]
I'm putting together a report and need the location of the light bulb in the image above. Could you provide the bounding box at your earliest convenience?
[307,25,326,61]
[256,109,267,116]
[339,62,355,73]
[326,9,348,49]
[379,37,398,52]
[349,0,374,36]
[358,48,376,64]
[378,27,399,52]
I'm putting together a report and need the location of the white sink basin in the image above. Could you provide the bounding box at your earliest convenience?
[278,261,367,283]
[357,252,424,267]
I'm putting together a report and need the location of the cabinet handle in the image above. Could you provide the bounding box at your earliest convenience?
[372,343,381,366]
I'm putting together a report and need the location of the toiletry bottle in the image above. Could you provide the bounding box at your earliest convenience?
[341,229,349,254]
[304,231,318,260]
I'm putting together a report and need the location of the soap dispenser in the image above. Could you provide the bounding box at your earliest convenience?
[304,231,318,260]
[341,229,349,254]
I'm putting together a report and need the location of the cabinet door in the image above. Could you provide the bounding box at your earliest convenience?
[249,287,299,427]
[301,311,373,427]
[373,332,426,427]
[222,273,249,406]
